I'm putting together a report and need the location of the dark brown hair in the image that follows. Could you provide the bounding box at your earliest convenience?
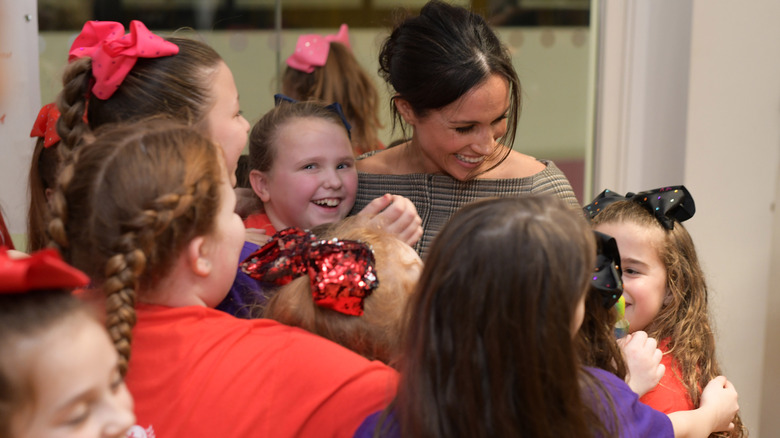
[56,37,222,159]
[378,1,521,169]
[384,195,612,437]
[282,42,383,155]
[48,118,224,376]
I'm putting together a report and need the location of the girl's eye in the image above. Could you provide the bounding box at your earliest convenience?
[302,163,317,170]
[623,268,639,275]
[65,406,90,426]
[337,162,352,170]
[455,126,474,134]
[235,110,244,118]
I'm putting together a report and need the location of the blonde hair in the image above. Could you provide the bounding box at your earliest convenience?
[592,201,745,437]
[282,42,383,155]
[262,216,418,364]
[48,118,224,376]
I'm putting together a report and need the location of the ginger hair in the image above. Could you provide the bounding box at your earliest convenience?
[47,118,224,376]
[262,216,419,364]
[282,42,383,155]
[592,201,745,437]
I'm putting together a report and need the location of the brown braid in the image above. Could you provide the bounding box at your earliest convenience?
[55,58,93,158]
[48,118,223,377]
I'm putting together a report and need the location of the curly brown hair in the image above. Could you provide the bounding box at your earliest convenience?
[592,200,746,437]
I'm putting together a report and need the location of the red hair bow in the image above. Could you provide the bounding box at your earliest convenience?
[30,103,61,148]
[241,228,378,316]
[287,24,351,73]
[0,247,89,293]
[68,20,179,100]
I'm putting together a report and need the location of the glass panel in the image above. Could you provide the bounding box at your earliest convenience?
[37,0,592,202]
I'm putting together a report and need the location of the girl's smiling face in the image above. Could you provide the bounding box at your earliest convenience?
[594,221,668,333]
[251,117,357,231]
[12,316,135,438]
[399,73,510,181]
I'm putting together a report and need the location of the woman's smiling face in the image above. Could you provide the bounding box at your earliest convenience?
[401,74,510,181]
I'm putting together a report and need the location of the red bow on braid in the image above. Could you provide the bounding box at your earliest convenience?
[30,103,61,148]
[241,228,379,316]
[0,247,89,293]
[68,20,179,100]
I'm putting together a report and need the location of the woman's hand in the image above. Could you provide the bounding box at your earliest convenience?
[618,330,665,396]
[357,194,423,246]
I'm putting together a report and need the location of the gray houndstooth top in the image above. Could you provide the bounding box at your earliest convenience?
[350,159,580,257]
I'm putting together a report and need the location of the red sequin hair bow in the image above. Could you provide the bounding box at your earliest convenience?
[0,247,89,293]
[286,24,351,73]
[29,103,61,148]
[241,228,378,316]
[68,20,179,100]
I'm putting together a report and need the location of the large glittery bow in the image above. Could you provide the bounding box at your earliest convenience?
[592,231,623,309]
[0,247,89,293]
[274,93,352,139]
[241,228,378,316]
[584,185,695,230]
[68,20,179,100]
[286,24,351,73]
[30,103,61,148]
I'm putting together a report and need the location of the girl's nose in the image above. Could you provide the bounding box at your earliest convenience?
[102,388,136,437]
[322,169,343,190]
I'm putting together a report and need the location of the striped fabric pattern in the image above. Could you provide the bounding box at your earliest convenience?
[350,160,580,257]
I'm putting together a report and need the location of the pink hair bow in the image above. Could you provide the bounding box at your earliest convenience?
[29,103,61,148]
[287,23,351,73]
[68,20,179,100]
[0,247,90,293]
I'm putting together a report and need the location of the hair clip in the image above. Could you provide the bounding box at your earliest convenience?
[591,231,623,309]
[68,20,179,100]
[30,103,62,148]
[286,24,351,73]
[584,185,695,230]
[241,228,378,316]
[0,247,89,293]
[273,93,352,140]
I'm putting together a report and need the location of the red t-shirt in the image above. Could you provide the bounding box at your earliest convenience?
[244,212,276,235]
[125,304,398,437]
[639,338,695,413]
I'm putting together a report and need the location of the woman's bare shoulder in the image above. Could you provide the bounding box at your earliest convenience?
[357,145,409,174]
[483,150,546,179]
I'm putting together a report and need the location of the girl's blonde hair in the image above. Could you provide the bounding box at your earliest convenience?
[48,118,225,376]
[262,216,418,364]
[592,200,745,437]
[282,42,383,155]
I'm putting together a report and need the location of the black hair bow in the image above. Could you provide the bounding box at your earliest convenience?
[583,185,695,230]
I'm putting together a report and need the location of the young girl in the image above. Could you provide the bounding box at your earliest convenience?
[589,186,746,436]
[0,247,135,438]
[27,102,62,252]
[246,216,423,364]
[282,24,384,155]
[246,97,422,245]
[356,195,739,438]
[48,119,398,437]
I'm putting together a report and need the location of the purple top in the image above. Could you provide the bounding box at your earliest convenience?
[354,367,673,438]
[215,241,267,318]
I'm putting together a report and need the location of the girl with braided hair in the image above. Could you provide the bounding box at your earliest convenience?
[48,119,398,437]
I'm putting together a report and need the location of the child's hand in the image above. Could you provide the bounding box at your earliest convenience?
[358,194,423,246]
[700,376,739,433]
[617,330,664,396]
[245,228,271,246]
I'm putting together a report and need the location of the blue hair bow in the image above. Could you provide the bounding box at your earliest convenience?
[273,93,352,140]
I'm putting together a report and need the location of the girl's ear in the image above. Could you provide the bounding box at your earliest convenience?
[394,97,417,125]
[663,288,674,306]
[249,169,272,203]
[187,236,212,278]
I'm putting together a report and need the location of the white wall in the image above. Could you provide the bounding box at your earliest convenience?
[594,0,780,435]
[0,0,40,249]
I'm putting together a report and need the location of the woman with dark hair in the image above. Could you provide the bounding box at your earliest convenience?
[351,0,579,255]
